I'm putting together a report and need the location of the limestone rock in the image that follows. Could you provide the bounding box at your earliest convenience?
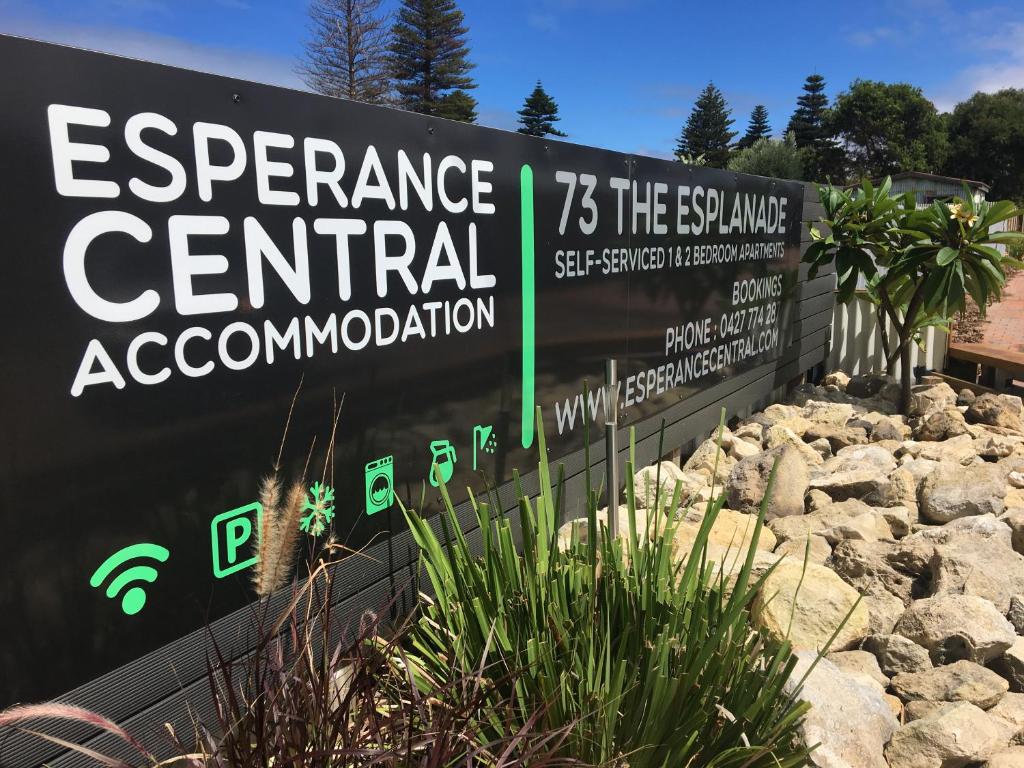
[760,403,813,437]
[1003,510,1024,556]
[884,701,1005,768]
[873,415,912,442]
[770,499,870,543]
[764,424,824,466]
[886,693,905,718]
[904,700,947,723]
[807,436,834,460]
[990,692,1024,745]
[890,660,1009,709]
[862,633,933,677]
[785,651,899,768]
[967,394,1024,432]
[991,637,1024,694]
[806,488,834,512]
[826,444,899,475]
[682,438,736,484]
[920,463,1007,523]
[958,388,978,407]
[914,408,969,442]
[557,505,654,550]
[900,458,943,488]
[983,748,1024,768]
[828,649,890,693]
[727,436,761,459]
[928,517,1024,612]
[847,373,896,399]
[774,533,832,563]
[677,506,777,552]
[726,445,809,520]
[824,371,851,389]
[864,590,910,635]
[803,400,857,427]
[879,504,914,538]
[809,469,894,505]
[762,402,804,424]
[820,512,894,544]
[633,462,704,510]
[908,382,959,418]
[829,538,929,605]
[1008,595,1024,635]
[913,434,980,465]
[890,466,920,510]
[733,422,764,444]
[805,423,868,452]
[752,560,870,651]
[976,434,1024,460]
[893,594,1016,665]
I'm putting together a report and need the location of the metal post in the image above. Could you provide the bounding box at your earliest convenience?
[605,359,619,540]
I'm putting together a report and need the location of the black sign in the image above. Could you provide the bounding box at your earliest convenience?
[0,34,803,705]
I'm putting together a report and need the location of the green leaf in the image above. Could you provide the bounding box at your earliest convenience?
[935,246,959,266]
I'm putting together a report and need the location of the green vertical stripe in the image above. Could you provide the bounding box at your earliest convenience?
[520,164,535,449]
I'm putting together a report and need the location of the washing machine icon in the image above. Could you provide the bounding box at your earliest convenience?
[364,455,394,515]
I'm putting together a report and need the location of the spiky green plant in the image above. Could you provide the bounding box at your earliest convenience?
[402,410,815,767]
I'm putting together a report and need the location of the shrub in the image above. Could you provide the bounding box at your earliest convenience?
[727,132,805,180]
[805,178,1023,411]
[402,412,817,767]
[0,558,573,767]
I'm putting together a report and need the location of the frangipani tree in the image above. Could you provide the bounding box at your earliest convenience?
[804,177,1024,412]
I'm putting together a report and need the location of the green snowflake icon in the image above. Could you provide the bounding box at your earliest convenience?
[299,481,335,536]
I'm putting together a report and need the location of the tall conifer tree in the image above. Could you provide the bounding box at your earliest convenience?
[737,104,771,149]
[517,80,567,137]
[389,0,477,122]
[786,74,829,147]
[786,73,844,180]
[299,0,392,104]
[676,83,736,168]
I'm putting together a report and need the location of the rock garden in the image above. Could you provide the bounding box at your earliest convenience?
[561,372,1024,768]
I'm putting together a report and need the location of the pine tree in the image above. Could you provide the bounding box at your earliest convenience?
[516,80,567,137]
[676,83,736,168]
[436,89,478,123]
[785,73,844,181]
[389,0,477,122]
[786,74,829,148]
[299,0,392,104]
[737,105,771,149]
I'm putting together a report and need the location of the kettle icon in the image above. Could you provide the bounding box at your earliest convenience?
[428,440,457,487]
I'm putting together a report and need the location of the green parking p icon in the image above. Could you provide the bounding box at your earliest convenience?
[211,502,263,578]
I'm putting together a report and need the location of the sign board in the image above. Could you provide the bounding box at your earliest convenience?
[0,34,803,706]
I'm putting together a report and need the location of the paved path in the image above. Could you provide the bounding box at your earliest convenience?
[982,269,1024,353]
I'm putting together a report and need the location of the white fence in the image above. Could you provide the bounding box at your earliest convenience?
[829,292,948,379]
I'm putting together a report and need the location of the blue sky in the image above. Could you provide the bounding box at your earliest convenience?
[2,0,1021,158]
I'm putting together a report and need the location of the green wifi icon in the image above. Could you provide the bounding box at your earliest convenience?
[89,543,170,616]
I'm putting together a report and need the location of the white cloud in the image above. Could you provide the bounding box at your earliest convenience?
[928,19,1024,110]
[930,63,1024,112]
[847,26,895,47]
[0,14,306,91]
